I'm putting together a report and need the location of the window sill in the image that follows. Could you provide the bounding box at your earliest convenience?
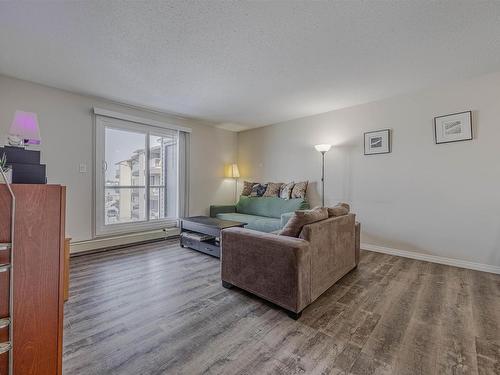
[94,219,179,238]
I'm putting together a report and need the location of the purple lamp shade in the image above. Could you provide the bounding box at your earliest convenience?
[10,110,41,145]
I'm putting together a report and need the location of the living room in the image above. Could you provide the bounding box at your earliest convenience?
[0,1,499,374]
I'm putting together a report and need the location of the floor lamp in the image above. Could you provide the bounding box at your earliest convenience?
[226,163,240,203]
[314,144,332,206]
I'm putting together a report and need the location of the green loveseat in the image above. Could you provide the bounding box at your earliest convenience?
[210,196,309,233]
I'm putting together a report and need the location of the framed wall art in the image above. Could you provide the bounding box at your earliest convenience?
[434,111,473,144]
[364,129,391,155]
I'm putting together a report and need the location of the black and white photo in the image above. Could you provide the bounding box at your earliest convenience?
[364,129,391,155]
[434,111,473,144]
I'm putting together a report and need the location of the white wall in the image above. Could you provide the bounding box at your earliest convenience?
[0,75,237,242]
[238,71,500,269]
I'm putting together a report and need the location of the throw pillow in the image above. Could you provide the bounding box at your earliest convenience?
[327,202,350,217]
[241,181,254,196]
[279,207,328,237]
[279,182,295,199]
[291,181,308,198]
[263,182,283,197]
[250,183,267,197]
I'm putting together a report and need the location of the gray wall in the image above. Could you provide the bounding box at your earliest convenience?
[238,71,500,268]
[0,75,238,241]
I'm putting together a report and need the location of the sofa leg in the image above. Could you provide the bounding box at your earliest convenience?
[222,281,233,289]
[287,310,302,320]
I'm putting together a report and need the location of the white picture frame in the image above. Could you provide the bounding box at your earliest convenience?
[364,129,391,155]
[434,111,473,144]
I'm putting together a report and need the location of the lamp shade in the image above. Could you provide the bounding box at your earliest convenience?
[10,110,41,145]
[314,144,331,153]
[225,163,240,178]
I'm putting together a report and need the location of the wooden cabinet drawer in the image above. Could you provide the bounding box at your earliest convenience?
[0,323,8,345]
[0,267,9,318]
[0,320,9,375]
[0,249,9,268]
[181,236,221,258]
[0,349,7,375]
[0,245,10,374]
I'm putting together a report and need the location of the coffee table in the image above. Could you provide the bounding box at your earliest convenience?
[180,216,247,258]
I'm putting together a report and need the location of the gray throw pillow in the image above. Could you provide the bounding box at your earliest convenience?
[291,181,308,199]
[279,182,295,199]
[279,207,328,237]
[250,183,267,197]
[241,181,254,196]
[327,203,350,217]
[263,182,283,197]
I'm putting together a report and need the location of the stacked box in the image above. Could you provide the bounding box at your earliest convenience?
[0,146,47,184]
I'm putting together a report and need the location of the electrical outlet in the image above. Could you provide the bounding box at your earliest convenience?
[79,163,87,173]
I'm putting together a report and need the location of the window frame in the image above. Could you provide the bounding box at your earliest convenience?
[94,113,182,237]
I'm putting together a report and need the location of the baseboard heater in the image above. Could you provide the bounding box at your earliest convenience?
[70,227,181,255]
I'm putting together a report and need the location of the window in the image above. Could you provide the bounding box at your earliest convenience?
[94,110,189,236]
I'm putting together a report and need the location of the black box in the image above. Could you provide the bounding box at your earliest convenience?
[0,146,41,164]
[9,163,47,184]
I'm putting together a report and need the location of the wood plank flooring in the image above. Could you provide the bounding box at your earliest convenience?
[63,240,500,375]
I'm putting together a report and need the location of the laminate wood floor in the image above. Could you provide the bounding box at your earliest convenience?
[63,240,500,375]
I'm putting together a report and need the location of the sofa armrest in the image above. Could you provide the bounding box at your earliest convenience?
[299,213,357,300]
[280,211,295,229]
[221,227,311,312]
[210,204,236,218]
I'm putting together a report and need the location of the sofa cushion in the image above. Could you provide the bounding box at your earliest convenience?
[279,182,294,199]
[327,202,350,217]
[291,181,308,198]
[216,213,282,233]
[241,181,254,196]
[236,196,309,218]
[210,204,236,218]
[263,182,283,197]
[250,183,267,197]
[279,207,328,237]
[280,211,295,228]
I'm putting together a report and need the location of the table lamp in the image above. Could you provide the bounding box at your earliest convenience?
[8,111,41,147]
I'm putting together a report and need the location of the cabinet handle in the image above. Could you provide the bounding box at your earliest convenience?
[0,318,10,329]
[0,243,11,252]
[0,264,10,273]
[0,342,12,355]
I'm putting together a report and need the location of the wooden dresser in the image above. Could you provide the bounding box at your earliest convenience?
[0,184,66,375]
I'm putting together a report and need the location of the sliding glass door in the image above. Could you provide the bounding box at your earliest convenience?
[95,116,179,236]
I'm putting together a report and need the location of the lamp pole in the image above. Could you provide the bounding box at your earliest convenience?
[234,178,238,203]
[227,163,240,204]
[321,151,326,207]
[314,144,331,207]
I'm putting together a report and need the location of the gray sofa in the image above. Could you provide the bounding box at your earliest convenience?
[221,213,360,319]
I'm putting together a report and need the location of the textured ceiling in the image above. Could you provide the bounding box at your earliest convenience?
[1,1,500,130]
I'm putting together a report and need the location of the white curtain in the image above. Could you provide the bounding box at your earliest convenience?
[178,131,190,218]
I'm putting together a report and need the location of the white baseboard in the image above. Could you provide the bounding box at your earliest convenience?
[361,243,500,275]
[70,227,181,255]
